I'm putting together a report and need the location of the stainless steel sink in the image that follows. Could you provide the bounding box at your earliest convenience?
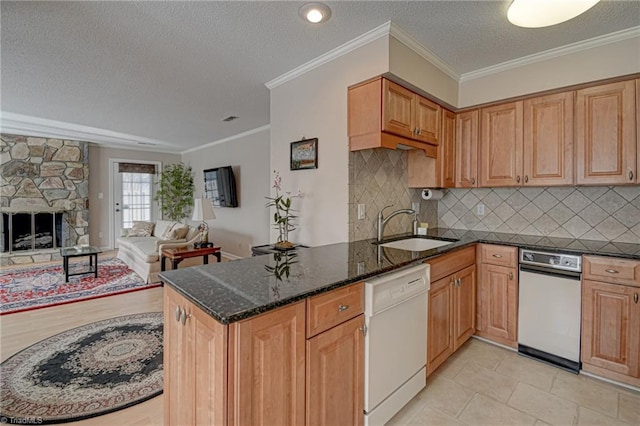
[379,238,454,251]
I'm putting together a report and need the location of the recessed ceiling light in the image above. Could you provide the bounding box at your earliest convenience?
[299,2,332,24]
[507,0,600,28]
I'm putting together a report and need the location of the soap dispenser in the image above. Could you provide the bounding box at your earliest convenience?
[412,213,419,235]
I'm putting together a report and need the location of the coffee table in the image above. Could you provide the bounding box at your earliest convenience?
[160,245,221,272]
[60,246,102,282]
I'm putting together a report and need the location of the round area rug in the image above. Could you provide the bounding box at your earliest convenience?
[0,312,163,424]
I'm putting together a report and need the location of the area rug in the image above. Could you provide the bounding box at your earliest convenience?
[0,312,163,424]
[0,257,160,315]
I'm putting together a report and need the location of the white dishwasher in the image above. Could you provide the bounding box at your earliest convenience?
[364,263,430,426]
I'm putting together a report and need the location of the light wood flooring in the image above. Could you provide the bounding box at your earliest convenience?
[2,254,639,425]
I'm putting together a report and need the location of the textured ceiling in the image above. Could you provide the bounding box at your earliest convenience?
[1,1,639,152]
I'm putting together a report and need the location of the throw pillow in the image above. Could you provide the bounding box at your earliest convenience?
[127,221,155,237]
[160,222,178,239]
[166,225,189,240]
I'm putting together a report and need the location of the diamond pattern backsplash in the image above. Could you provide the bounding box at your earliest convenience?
[349,149,437,241]
[438,186,640,243]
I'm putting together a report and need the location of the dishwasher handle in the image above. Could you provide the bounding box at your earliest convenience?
[519,264,581,280]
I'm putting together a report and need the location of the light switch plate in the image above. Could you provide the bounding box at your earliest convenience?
[357,204,365,220]
[477,203,485,216]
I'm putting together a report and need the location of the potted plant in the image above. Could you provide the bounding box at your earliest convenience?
[265,170,302,250]
[155,163,195,222]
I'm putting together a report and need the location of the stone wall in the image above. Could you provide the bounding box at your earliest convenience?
[1,134,89,265]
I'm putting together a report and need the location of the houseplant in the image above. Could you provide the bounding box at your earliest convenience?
[155,163,195,222]
[265,170,302,249]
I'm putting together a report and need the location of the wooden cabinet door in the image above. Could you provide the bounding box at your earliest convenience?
[637,79,639,183]
[441,109,456,188]
[524,92,574,186]
[164,287,195,426]
[453,265,476,350]
[382,79,415,140]
[306,315,364,426]
[456,110,479,187]
[414,95,440,145]
[228,301,306,426]
[480,102,524,187]
[192,305,228,426]
[477,264,518,347]
[581,280,640,378]
[427,275,454,376]
[576,80,637,185]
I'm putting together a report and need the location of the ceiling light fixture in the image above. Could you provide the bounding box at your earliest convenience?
[299,2,332,24]
[507,0,600,28]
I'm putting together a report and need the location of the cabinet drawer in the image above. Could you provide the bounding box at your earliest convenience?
[307,282,364,337]
[428,246,475,282]
[584,256,640,288]
[479,244,518,267]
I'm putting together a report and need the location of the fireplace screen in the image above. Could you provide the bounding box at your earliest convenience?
[1,212,64,253]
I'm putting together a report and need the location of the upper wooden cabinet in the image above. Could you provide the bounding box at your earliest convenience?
[408,107,454,188]
[456,110,479,187]
[479,102,524,187]
[441,109,457,188]
[576,80,637,185]
[348,77,438,156]
[524,92,574,186]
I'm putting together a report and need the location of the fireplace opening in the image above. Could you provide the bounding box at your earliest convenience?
[1,212,65,253]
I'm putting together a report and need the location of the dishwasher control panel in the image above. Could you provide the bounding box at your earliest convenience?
[520,249,581,272]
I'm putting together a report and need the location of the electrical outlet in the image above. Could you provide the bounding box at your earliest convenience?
[412,202,420,214]
[357,204,365,220]
[476,203,485,216]
[357,262,365,275]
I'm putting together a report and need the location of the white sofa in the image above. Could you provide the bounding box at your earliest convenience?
[116,220,203,283]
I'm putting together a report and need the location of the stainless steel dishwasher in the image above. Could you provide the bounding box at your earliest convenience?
[518,248,582,373]
[364,263,430,426]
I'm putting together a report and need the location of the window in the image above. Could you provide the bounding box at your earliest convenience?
[121,172,153,229]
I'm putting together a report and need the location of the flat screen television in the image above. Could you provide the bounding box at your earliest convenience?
[203,166,238,207]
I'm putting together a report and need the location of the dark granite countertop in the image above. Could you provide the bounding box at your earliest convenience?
[159,228,640,325]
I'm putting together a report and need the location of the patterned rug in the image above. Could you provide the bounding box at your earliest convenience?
[0,257,160,315]
[0,312,163,424]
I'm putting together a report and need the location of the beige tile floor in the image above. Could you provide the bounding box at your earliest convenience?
[388,338,640,426]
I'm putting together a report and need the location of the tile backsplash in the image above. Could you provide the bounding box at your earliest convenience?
[349,149,437,241]
[438,186,640,243]
[348,147,640,243]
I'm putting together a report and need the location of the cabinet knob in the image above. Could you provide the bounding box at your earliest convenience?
[471,178,476,185]
[492,254,503,258]
[524,175,529,183]
[180,308,191,326]
[175,305,182,322]
[605,269,619,274]
[630,170,634,181]
[516,176,521,183]
[635,293,638,304]
[509,272,514,280]
[360,324,368,336]
[338,304,350,312]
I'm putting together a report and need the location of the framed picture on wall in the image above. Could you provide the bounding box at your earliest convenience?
[290,138,318,170]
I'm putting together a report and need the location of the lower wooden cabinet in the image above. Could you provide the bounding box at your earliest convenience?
[164,286,228,426]
[307,315,365,426]
[427,247,476,376]
[476,245,518,348]
[581,255,640,387]
[228,301,306,426]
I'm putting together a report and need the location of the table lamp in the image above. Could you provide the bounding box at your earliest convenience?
[192,197,215,248]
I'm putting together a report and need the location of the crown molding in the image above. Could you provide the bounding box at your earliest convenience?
[265,21,392,89]
[461,26,640,83]
[388,22,460,81]
[0,111,179,153]
[181,124,270,154]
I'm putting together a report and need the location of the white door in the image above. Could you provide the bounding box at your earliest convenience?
[112,162,159,248]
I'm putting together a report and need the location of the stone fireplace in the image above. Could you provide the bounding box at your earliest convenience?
[1,134,89,265]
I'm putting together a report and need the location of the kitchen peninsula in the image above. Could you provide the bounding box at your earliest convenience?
[159,229,640,425]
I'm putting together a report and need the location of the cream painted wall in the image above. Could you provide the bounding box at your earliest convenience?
[388,36,458,108]
[182,128,270,258]
[269,36,390,246]
[88,145,180,248]
[459,35,640,107]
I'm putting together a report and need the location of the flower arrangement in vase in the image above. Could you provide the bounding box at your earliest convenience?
[265,170,303,250]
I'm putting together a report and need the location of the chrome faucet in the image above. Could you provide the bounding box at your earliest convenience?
[377,205,416,242]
